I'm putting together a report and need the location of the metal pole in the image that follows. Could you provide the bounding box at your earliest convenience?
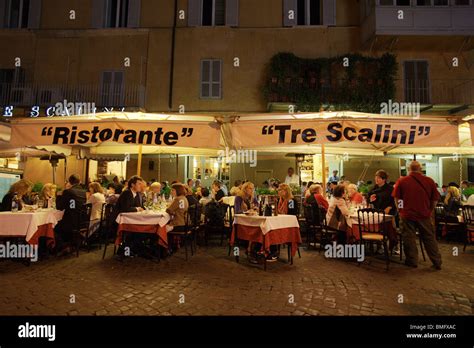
[321,144,327,196]
[137,145,143,177]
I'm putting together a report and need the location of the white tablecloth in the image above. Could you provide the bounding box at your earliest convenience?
[234,214,299,235]
[0,209,64,242]
[116,211,171,227]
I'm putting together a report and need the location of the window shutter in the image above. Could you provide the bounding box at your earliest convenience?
[283,0,297,27]
[226,0,239,27]
[211,60,222,98]
[127,0,141,28]
[28,0,42,29]
[0,0,6,28]
[91,0,106,28]
[323,0,336,26]
[188,0,202,27]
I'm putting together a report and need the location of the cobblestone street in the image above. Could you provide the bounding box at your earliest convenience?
[0,242,473,316]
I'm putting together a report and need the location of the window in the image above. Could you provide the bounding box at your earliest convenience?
[105,0,129,28]
[101,71,124,106]
[455,0,470,5]
[404,61,430,104]
[296,0,321,25]
[379,0,410,5]
[202,0,226,26]
[6,0,30,28]
[200,60,222,99]
[416,0,448,5]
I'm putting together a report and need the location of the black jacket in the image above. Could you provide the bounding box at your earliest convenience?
[1,192,22,212]
[368,183,395,213]
[56,185,87,228]
[112,189,144,221]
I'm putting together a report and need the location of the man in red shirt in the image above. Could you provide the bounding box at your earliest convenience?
[392,161,442,270]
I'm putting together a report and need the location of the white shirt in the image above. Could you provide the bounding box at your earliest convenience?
[467,195,474,206]
[285,174,300,185]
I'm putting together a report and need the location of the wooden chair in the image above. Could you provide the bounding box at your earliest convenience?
[435,203,463,242]
[71,203,92,257]
[304,203,332,252]
[462,205,474,252]
[101,203,117,260]
[357,208,390,270]
[167,205,195,261]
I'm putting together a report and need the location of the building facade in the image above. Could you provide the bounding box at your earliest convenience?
[0,0,473,184]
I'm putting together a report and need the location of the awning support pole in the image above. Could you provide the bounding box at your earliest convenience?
[321,144,326,196]
[137,145,143,177]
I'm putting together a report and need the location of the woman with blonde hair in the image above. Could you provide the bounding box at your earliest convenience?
[444,185,462,222]
[1,179,33,211]
[40,183,57,208]
[276,183,297,215]
[86,182,106,236]
[234,181,258,214]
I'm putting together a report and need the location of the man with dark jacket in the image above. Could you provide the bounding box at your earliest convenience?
[113,176,146,257]
[55,174,87,252]
[368,170,396,215]
[112,175,145,220]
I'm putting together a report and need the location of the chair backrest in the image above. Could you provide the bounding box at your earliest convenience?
[357,208,386,238]
[462,205,474,225]
[304,203,323,227]
[187,203,200,227]
[103,203,115,228]
[435,204,446,218]
[204,201,226,227]
[71,203,92,232]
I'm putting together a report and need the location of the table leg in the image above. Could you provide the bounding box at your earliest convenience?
[263,234,266,271]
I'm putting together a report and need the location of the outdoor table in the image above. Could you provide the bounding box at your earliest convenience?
[0,209,64,247]
[115,210,171,249]
[346,211,398,249]
[230,214,302,270]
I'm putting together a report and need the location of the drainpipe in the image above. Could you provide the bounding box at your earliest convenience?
[168,0,178,110]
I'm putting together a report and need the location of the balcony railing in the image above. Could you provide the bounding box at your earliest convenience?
[374,4,474,35]
[401,79,474,105]
[266,78,474,107]
[0,83,146,108]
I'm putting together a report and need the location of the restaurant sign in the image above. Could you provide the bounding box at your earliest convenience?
[231,119,459,147]
[11,121,220,148]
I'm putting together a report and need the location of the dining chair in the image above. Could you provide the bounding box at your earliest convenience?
[304,203,330,252]
[461,205,474,252]
[71,203,92,257]
[167,205,195,261]
[101,203,117,260]
[357,208,390,270]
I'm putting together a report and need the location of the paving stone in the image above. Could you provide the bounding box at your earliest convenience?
[0,243,472,315]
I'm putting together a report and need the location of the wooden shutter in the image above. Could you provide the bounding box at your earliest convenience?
[283,0,297,27]
[226,0,239,26]
[322,0,336,26]
[28,0,42,29]
[188,0,202,27]
[127,0,141,28]
[91,0,106,28]
[211,60,222,98]
[0,0,6,28]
